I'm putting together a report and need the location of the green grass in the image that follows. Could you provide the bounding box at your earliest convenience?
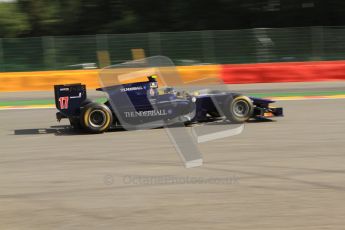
[0,99,54,107]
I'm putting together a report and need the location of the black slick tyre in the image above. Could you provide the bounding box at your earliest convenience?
[80,103,113,133]
[223,95,253,123]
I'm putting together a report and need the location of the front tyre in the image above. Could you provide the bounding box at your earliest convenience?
[80,103,113,133]
[223,95,253,123]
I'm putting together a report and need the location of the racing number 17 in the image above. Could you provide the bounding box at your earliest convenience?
[59,96,69,109]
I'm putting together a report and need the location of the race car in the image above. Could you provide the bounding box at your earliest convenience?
[54,76,283,133]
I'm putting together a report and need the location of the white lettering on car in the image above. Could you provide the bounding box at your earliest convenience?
[120,86,143,92]
[124,109,168,118]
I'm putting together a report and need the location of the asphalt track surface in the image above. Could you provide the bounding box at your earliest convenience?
[1,83,345,229]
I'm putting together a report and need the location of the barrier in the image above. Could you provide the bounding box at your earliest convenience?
[0,70,100,92]
[2,61,345,92]
[220,61,345,84]
[177,65,222,85]
[0,65,221,92]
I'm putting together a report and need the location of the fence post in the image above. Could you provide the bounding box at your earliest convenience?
[201,30,216,64]
[96,34,109,51]
[42,36,57,70]
[96,34,111,68]
[253,28,274,63]
[0,38,4,72]
[311,26,324,61]
[148,32,161,56]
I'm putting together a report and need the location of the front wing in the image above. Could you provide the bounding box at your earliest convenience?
[253,106,284,119]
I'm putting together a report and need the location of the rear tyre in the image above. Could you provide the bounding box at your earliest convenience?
[69,99,93,130]
[223,95,253,123]
[80,103,113,133]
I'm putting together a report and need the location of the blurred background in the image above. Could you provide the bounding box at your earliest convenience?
[0,0,345,72]
[2,3,345,229]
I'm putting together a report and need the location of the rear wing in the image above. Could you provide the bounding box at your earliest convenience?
[54,83,87,117]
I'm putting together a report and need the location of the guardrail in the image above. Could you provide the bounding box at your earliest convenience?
[0,66,220,92]
[220,61,345,84]
[1,61,345,92]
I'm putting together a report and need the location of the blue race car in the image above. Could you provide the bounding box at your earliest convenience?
[54,76,283,133]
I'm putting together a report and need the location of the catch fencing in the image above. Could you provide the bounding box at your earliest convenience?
[0,26,345,72]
